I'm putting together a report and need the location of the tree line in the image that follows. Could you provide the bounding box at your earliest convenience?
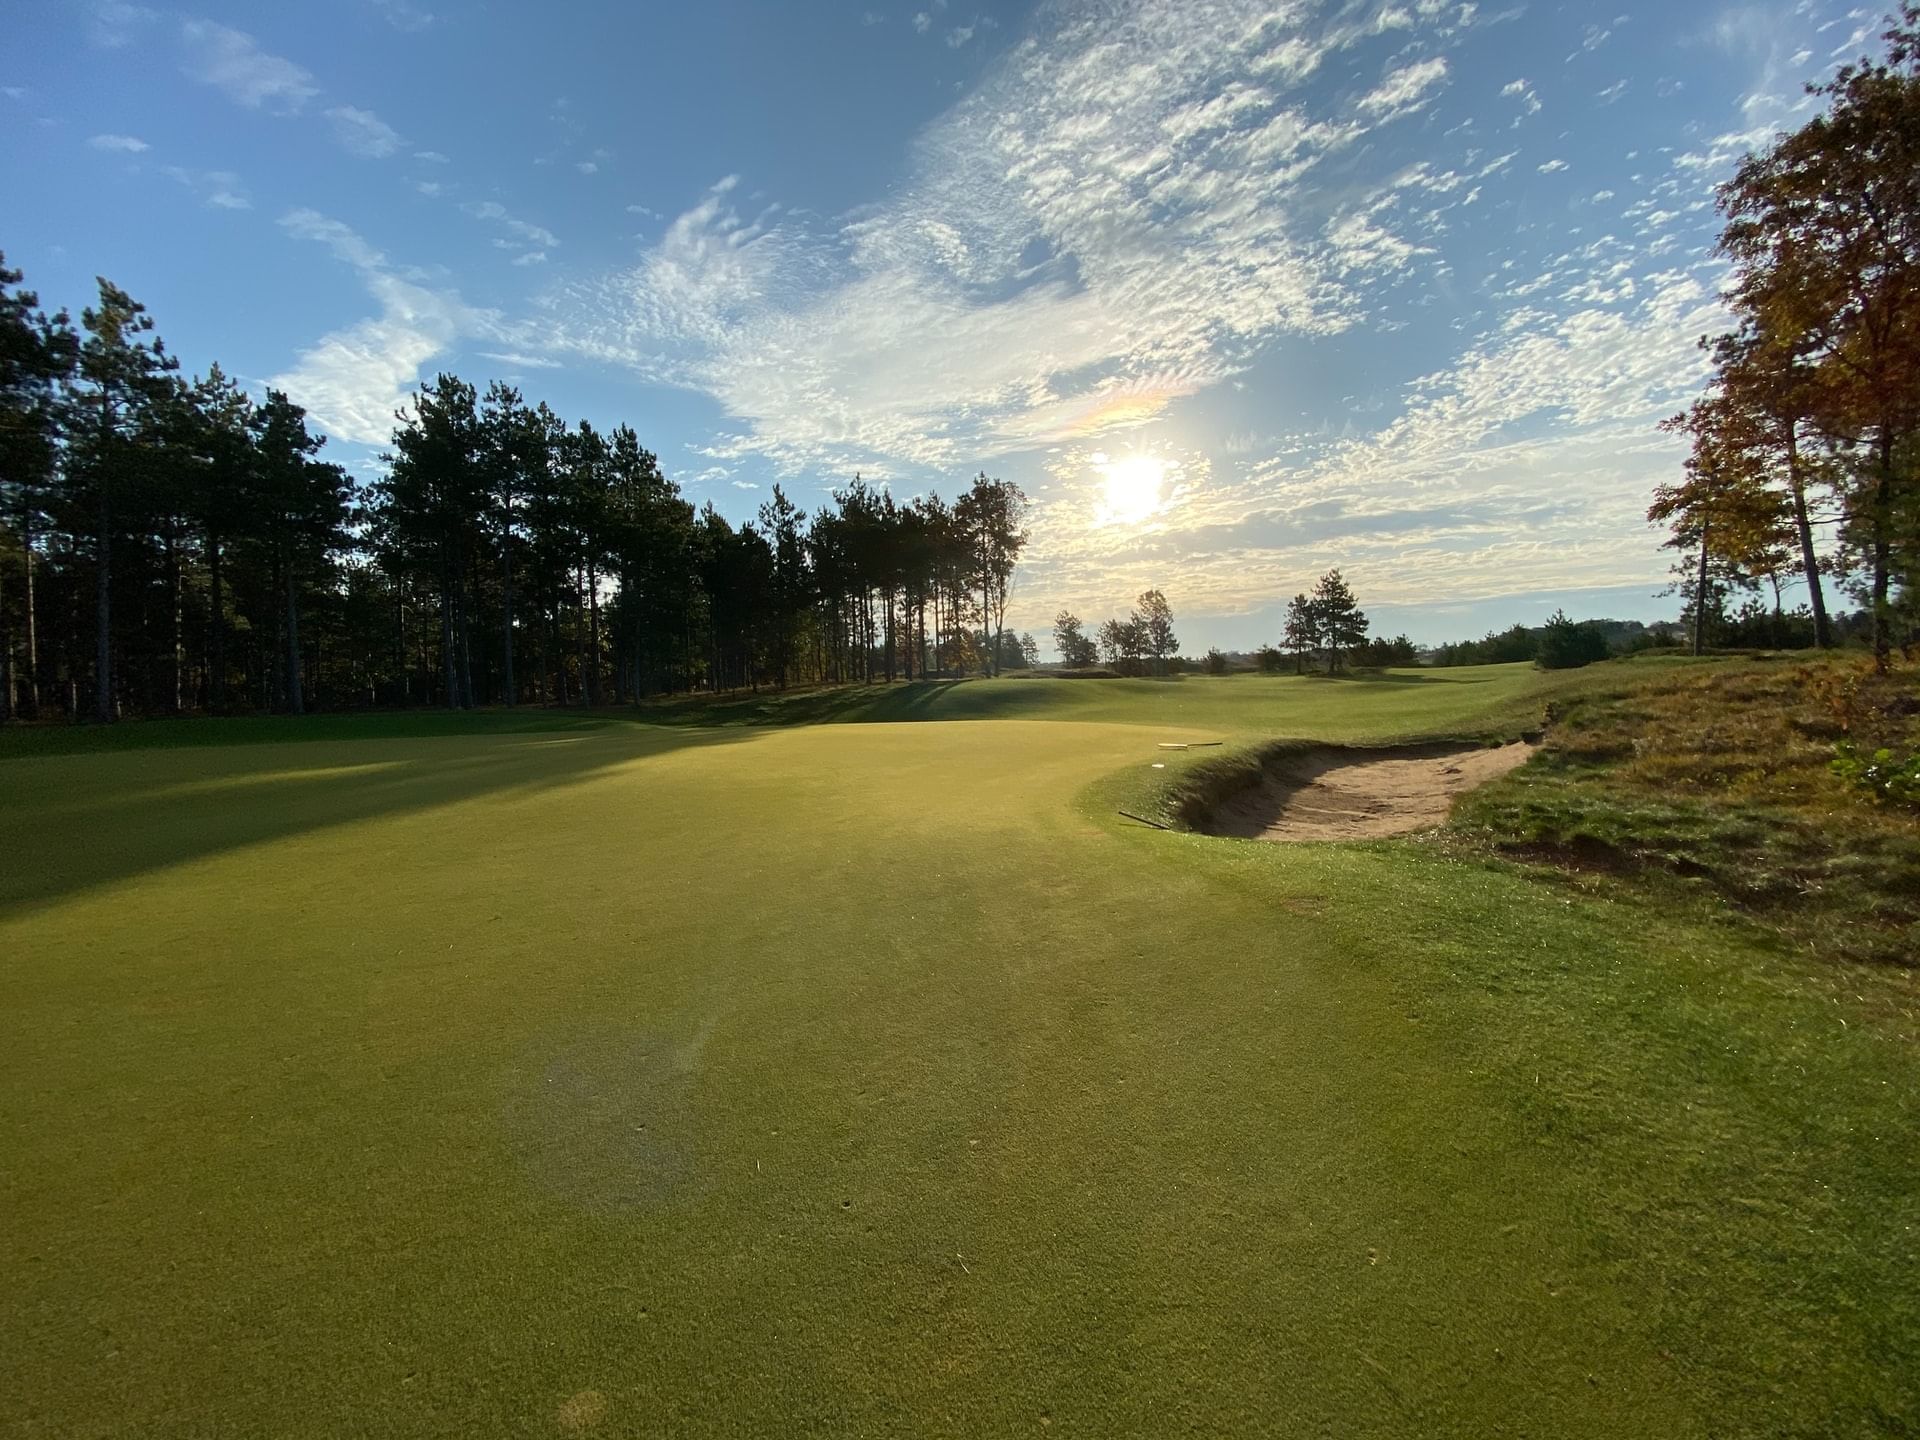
[0,259,1032,721]
[1655,7,1919,672]
[1051,590,1178,675]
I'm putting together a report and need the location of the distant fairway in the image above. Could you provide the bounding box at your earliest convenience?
[3,666,1914,1437]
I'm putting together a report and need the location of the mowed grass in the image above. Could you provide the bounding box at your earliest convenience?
[2,665,1915,1437]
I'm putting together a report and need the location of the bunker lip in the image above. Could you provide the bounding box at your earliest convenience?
[1195,739,1538,842]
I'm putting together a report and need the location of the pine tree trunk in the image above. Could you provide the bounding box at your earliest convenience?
[21,502,38,718]
[1,565,12,723]
[208,535,227,714]
[502,535,516,706]
[94,490,112,724]
[587,562,601,706]
[441,577,459,710]
[168,529,183,713]
[285,551,305,716]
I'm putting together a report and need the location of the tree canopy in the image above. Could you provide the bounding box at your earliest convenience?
[0,258,1032,720]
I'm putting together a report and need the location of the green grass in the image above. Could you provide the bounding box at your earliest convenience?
[2,661,1915,1437]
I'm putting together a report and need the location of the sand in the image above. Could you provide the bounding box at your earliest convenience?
[1200,740,1537,842]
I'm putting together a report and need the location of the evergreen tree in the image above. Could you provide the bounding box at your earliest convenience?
[1281,593,1316,673]
[1310,569,1368,674]
[65,281,179,722]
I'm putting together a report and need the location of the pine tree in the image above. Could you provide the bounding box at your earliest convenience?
[1310,569,1368,674]
[1281,593,1316,673]
[0,255,78,719]
[65,281,179,722]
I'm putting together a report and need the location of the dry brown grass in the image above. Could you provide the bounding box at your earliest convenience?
[1454,654,1920,967]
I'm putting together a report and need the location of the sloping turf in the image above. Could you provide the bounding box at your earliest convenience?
[2,666,1914,1436]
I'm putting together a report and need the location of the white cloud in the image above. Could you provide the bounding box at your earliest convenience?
[1017,267,1724,622]
[460,199,560,260]
[414,150,451,163]
[1499,76,1541,118]
[368,0,435,32]
[947,23,976,47]
[87,2,155,49]
[1536,157,1568,173]
[180,20,320,112]
[164,166,250,210]
[326,105,405,158]
[552,2,1464,475]
[1359,56,1450,117]
[913,12,932,33]
[271,209,495,444]
[88,132,149,153]
[575,160,599,175]
[479,351,561,370]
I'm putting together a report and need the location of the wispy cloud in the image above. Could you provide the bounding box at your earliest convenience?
[88,132,149,153]
[87,1,155,49]
[1359,55,1450,117]
[367,0,434,32]
[479,350,561,370]
[272,209,495,443]
[326,105,405,158]
[460,199,560,261]
[179,19,319,112]
[164,166,251,210]
[553,2,1468,474]
[1500,76,1541,120]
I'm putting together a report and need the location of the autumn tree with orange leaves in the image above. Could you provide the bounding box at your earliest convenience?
[1660,5,1920,670]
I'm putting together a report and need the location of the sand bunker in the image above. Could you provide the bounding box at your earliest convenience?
[1200,740,1537,842]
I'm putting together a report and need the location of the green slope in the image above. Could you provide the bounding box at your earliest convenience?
[1,667,1913,1437]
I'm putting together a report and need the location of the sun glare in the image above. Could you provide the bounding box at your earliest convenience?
[1096,453,1167,526]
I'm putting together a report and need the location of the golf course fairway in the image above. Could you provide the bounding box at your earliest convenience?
[3,666,1914,1437]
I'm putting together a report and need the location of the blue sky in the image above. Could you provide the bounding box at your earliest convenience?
[4,0,1881,649]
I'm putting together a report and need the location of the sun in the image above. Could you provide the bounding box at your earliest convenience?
[1096,453,1167,526]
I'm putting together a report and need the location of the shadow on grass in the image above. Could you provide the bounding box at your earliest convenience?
[0,721,758,919]
[637,678,1070,727]
[0,707,626,759]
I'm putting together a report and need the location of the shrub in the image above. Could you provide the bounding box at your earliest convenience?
[1832,743,1920,808]
[1536,610,1611,670]
[1204,647,1229,675]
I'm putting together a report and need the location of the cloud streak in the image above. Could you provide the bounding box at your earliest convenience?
[179,19,320,112]
[556,1,1474,475]
[271,210,496,443]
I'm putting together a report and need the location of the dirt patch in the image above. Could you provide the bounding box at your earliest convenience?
[1199,741,1538,842]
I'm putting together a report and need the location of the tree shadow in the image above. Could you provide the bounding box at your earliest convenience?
[1344,670,1498,686]
[0,721,756,919]
[639,678,1063,727]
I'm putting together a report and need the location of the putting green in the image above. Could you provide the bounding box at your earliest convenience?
[2,669,1914,1436]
